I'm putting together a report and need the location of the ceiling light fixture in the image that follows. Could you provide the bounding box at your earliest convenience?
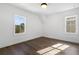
[41,3,47,8]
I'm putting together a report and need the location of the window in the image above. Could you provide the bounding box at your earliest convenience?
[65,15,77,33]
[14,15,26,34]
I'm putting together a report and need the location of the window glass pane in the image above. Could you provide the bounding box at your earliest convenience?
[70,20,76,33]
[15,15,26,34]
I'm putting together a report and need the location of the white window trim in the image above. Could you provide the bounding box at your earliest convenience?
[14,15,26,35]
[65,15,78,34]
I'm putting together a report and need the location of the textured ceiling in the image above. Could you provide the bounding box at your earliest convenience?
[10,3,79,15]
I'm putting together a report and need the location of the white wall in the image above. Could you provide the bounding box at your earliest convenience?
[44,7,79,43]
[0,4,42,48]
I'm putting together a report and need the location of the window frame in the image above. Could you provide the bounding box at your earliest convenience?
[65,15,78,34]
[14,15,26,35]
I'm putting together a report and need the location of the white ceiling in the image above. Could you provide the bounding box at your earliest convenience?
[10,3,79,15]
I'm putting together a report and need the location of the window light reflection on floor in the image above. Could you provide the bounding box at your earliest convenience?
[51,43,63,48]
[36,43,70,55]
[37,47,53,54]
[43,49,61,55]
[58,45,70,50]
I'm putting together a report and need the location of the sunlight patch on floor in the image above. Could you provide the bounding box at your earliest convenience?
[36,43,70,55]
[51,43,63,48]
[43,49,61,55]
[37,47,53,54]
[58,45,70,50]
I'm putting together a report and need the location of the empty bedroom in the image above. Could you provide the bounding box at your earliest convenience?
[0,2,79,55]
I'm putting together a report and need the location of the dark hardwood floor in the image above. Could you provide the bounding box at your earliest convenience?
[0,37,79,55]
